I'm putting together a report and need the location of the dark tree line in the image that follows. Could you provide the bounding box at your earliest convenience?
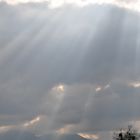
[113,126,140,140]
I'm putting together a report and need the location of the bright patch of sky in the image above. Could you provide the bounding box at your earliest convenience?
[0,0,140,12]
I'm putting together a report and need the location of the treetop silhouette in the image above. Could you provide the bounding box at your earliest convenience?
[113,126,140,140]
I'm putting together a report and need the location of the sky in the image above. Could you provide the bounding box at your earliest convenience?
[0,0,140,140]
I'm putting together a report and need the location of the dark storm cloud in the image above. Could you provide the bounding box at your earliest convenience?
[0,2,140,138]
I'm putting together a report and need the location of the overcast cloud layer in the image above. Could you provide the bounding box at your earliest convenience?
[0,1,140,140]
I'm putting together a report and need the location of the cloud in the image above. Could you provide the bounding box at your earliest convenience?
[0,2,140,140]
[23,116,41,127]
[0,125,14,133]
[78,133,99,140]
[43,82,140,133]
[129,82,140,88]
[0,0,140,12]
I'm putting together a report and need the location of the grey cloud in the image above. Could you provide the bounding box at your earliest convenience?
[0,130,87,140]
[0,2,140,137]
[45,83,140,133]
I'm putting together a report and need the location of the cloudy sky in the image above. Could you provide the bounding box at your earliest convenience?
[0,0,140,140]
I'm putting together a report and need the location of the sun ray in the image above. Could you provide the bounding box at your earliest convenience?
[0,10,49,66]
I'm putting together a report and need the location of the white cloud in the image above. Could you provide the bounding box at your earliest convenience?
[0,0,48,5]
[129,82,140,88]
[95,87,102,92]
[78,133,99,140]
[0,0,140,12]
[56,124,74,134]
[23,116,41,127]
[0,125,14,133]
[52,84,65,92]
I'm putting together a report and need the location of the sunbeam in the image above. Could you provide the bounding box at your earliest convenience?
[0,7,47,65]
[1,0,140,140]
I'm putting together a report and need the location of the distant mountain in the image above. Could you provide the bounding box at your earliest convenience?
[0,130,89,140]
